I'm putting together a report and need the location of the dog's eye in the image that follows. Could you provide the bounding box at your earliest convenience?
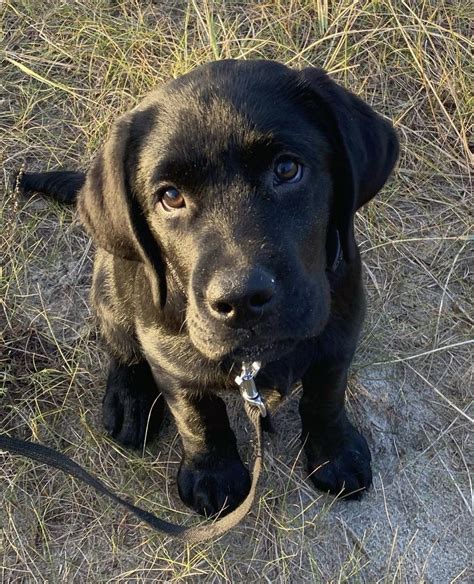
[274,158,302,183]
[161,187,185,211]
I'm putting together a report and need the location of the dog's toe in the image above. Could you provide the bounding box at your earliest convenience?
[305,423,372,499]
[102,390,122,437]
[177,457,251,517]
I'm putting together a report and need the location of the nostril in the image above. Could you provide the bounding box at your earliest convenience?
[207,269,276,321]
[249,289,274,308]
[213,301,234,315]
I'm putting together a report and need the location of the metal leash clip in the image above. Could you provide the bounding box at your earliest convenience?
[235,361,266,417]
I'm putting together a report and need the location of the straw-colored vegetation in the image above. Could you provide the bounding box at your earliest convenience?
[1,1,472,581]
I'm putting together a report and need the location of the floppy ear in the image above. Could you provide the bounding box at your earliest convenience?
[300,68,399,262]
[78,113,167,305]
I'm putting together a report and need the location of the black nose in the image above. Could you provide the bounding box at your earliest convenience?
[207,268,276,325]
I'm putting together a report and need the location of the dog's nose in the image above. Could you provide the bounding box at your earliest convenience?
[207,268,276,324]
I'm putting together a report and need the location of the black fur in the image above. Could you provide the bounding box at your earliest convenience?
[19,60,398,516]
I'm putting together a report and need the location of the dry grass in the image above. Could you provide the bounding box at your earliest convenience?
[1,0,472,582]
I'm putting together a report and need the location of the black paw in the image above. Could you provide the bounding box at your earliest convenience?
[103,360,164,448]
[305,420,372,499]
[177,455,251,517]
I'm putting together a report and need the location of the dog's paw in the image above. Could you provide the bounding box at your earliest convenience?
[177,455,251,517]
[103,361,164,448]
[305,421,372,499]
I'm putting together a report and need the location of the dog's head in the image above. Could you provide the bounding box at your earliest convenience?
[78,60,398,362]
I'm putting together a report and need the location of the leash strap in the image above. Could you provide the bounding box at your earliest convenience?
[0,404,263,543]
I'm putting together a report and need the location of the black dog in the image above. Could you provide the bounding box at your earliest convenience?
[19,60,398,517]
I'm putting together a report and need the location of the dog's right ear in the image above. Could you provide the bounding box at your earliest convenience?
[299,68,399,263]
[78,113,167,305]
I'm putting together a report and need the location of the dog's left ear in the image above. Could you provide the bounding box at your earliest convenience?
[300,68,399,262]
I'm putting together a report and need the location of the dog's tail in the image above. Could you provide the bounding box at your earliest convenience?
[15,170,86,205]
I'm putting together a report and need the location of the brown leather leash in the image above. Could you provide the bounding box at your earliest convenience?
[1,358,278,543]
[0,403,263,543]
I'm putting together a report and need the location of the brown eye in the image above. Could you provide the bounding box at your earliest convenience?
[161,187,185,211]
[274,158,302,183]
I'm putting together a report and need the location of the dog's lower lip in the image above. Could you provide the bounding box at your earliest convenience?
[230,338,296,360]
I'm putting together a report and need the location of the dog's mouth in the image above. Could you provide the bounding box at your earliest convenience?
[187,313,307,363]
[228,338,297,363]
[190,327,298,363]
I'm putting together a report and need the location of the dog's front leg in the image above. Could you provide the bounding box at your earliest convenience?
[300,361,372,499]
[158,380,250,517]
[102,358,165,448]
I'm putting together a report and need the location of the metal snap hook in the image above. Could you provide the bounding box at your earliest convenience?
[235,361,267,417]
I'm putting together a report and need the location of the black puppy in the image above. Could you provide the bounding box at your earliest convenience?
[19,60,398,517]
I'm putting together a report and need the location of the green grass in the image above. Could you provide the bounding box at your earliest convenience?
[1,1,472,582]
